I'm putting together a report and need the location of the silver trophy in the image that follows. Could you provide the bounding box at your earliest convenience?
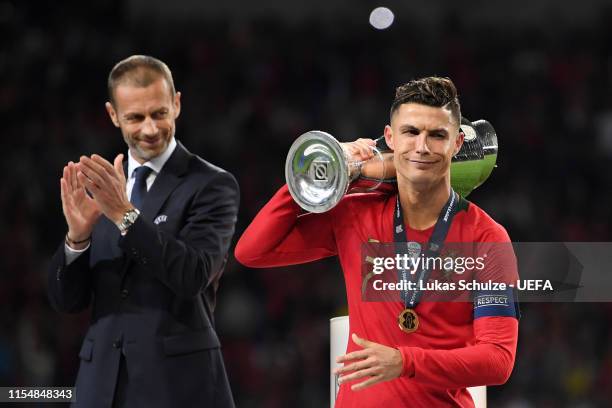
[285,130,385,213]
[285,118,498,213]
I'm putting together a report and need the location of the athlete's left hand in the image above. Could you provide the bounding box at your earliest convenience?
[334,333,403,391]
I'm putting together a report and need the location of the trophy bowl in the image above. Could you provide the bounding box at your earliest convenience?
[285,131,352,213]
[451,118,498,197]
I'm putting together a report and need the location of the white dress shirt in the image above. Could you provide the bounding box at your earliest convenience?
[64,138,178,265]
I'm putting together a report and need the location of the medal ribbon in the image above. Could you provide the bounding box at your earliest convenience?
[394,188,459,309]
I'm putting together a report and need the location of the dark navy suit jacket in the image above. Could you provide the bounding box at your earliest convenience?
[48,141,238,408]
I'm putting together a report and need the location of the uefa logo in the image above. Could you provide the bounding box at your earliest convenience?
[311,159,330,182]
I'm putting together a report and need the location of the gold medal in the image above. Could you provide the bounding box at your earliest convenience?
[398,308,419,333]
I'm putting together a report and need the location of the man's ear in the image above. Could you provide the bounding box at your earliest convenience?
[453,130,465,156]
[105,102,120,128]
[173,91,181,120]
[384,125,394,150]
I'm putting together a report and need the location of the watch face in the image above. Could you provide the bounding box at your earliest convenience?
[118,209,140,233]
[127,211,138,223]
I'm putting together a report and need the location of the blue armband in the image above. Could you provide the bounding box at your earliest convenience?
[473,287,520,319]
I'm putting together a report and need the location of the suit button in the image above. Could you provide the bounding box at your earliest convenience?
[141,258,147,265]
[120,289,129,299]
[113,340,122,349]
[131,249,138,256]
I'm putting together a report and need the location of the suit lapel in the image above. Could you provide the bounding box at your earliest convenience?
[140,141,190,221]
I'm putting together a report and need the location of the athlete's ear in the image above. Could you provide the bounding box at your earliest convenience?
[453,129,464,156]
[384,125,394,150]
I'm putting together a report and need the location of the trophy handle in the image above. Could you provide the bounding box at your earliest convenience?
[357,145,385,191]
[347,144,390,194]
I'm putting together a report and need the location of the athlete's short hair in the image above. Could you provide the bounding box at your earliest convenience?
[390,77,461,125]
[107,55,175,106]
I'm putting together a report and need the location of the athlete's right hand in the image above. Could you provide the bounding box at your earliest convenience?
[341,138,377,162]
[60,161,101,247]
[342,138,396,180]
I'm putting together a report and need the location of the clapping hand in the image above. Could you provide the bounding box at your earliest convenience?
[60,161,101,248]
[77,154,132,225]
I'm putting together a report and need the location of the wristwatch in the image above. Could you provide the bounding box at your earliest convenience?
[117,208,140,236]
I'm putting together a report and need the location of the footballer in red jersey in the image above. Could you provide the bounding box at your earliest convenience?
[235,77,519,408]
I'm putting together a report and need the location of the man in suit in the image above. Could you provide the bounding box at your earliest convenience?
[48,55,239,408]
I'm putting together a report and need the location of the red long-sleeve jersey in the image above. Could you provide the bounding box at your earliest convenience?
[235,185,519,407]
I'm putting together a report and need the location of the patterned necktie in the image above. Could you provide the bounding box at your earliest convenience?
[130,166,153,209]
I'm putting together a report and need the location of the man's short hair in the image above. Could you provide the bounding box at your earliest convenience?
[390,77,461,125]
[107,55,175,106]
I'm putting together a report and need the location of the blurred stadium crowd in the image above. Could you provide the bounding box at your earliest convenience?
[2,1,612,407]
